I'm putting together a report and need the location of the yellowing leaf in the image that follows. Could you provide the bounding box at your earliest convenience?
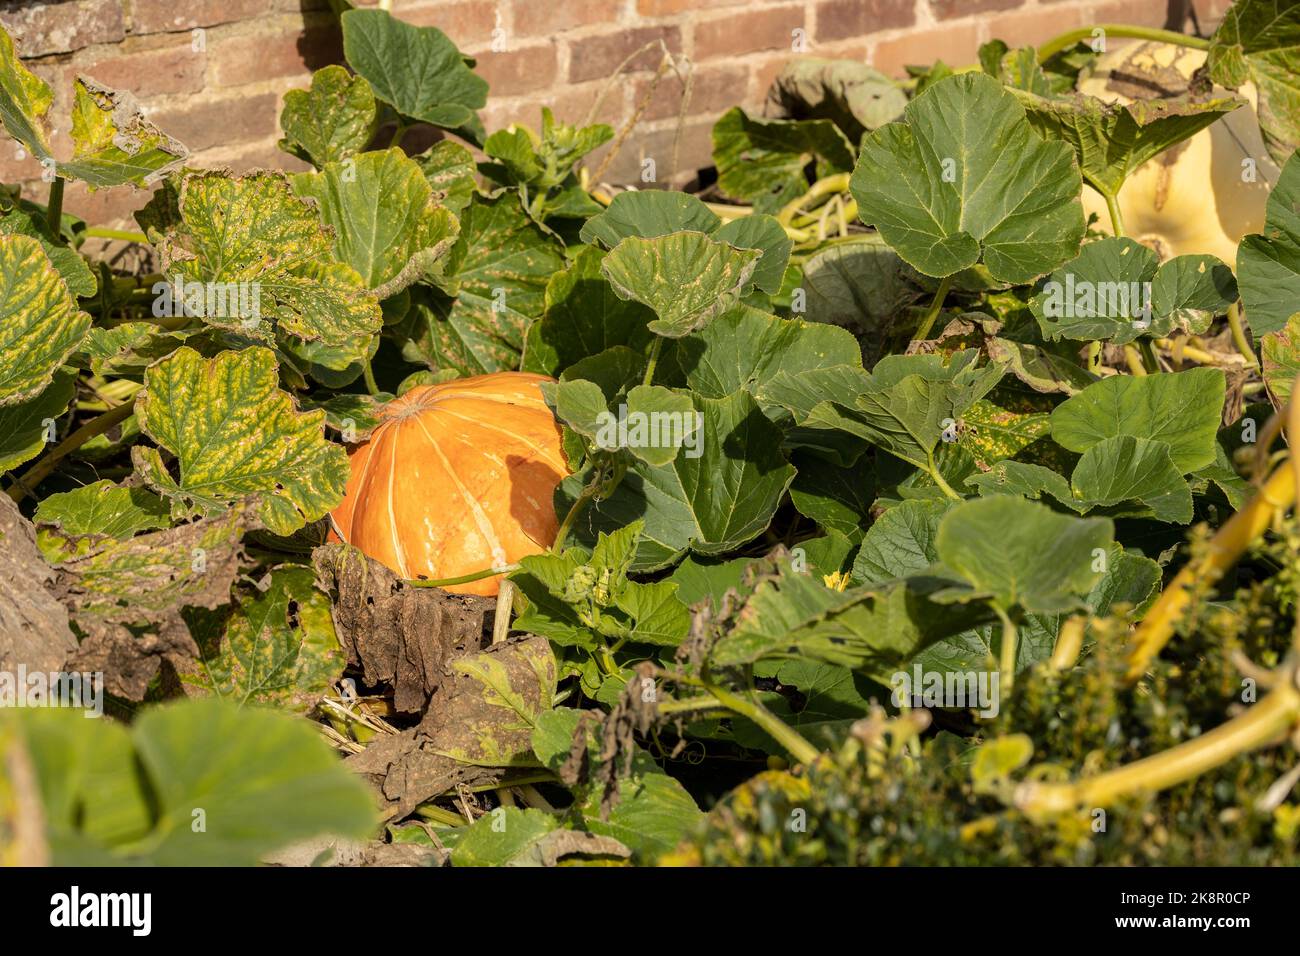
[278,65,378,168]
[0,235,92,406]
[157,171,381,367]
[61,78,187,188]
[132,346,349,535]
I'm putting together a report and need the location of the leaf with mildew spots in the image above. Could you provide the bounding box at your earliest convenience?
[278,65,378,168]
[425,635,557,767]
[292,147,458,292]
[0,368,74,472]
[156,171,381,367]
[178,565,344,712]
[0,200,96,297]
[131,346,349,536]
[60,78,187,188]
[0,234,92,407]
[600,232,761,338]
[0,28,53,163]
[52,504,253,624]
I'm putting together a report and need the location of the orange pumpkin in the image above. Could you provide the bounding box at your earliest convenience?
[329,371,568,596]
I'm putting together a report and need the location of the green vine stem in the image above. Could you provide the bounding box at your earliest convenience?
[703,680,820,765]
[1102,189,1125,238]
[84,227,149,243]
[995,606,1019,696]
[362,358,380,396]
[642,337,664,387]
[406,563,520,588]
[7,399,135,502]
[45,176,64,237]
[1227,301,1259,370]
[914,273,954,342]
[553,478,600,551]
[777,172,851,226]
[1036,24,1210,64]
[925,449,961,500]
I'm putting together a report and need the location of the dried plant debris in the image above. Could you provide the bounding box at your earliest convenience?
[313,543,494,714]
[0,494,77,675]
[347,635,557,818]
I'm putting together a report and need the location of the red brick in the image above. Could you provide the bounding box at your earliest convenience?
[396,1,498,47]
[635,61,750,122]
[128,0,267,35]
[930,0,1023,20]
[872,21,980,76]
[145,92,279,152]
[492,82,630,131]
[473,43,557,97]
[984,5,1085,47]
[81,37,206,97]
[0,142,46,185]
[61,178,158,229]
[0,0,125,56]
[600,118,715,187]
[1086,1,1177,30]
[695,5,807,61]
[568,25,682,83]
[207,142,312,174]
[637,0,746,16]
[209,25,343,88]
[815,0,915,43]
[511,0,620,37]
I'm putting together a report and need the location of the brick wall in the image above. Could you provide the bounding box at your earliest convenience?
[0,0,1235,228]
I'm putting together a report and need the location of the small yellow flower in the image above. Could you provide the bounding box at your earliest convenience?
[823,570,849,591]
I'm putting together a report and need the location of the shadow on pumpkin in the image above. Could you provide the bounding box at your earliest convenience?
[505,454,567,549]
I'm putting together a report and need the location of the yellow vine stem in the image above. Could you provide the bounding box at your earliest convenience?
[1015,659,1300,818]
[1124,462,1295,682]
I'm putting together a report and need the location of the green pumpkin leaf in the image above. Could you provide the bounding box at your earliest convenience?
[132,346,348,535]
[852,498,952,584]
[765,57,907,143]
[278,65,378,168]
[157,171,382,363]
[341,8,487,139]
[1049,367,1225,472]
[1031,237,1159,343]
[713,214,792,295]
[766,350,1005,474]
[579,190,721,247]
[601,232,760,338]
[789,453,875,542]
[798,236,917,362]
[1151,253,1238,332]
[712,108,855,213]
[0,234,92,406]
[34,478,170,541]
[1238,150,1300,336]
[1069,435,1193,524]
[0,200,95,297]
[178,565,343,712]
[522,246,654,376]
[8,697,375,866]
[0,368,74,472]
[560,390,796,570]
[1208,0,1300,164]
[675,303,862,400]
[851,73,1084,283]
[934,495,1113,614]
[415,139,478,216]
[1013,86,1244,198]
[60,78,187,188]
[292,147,458,292]
[406,192,564,374]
